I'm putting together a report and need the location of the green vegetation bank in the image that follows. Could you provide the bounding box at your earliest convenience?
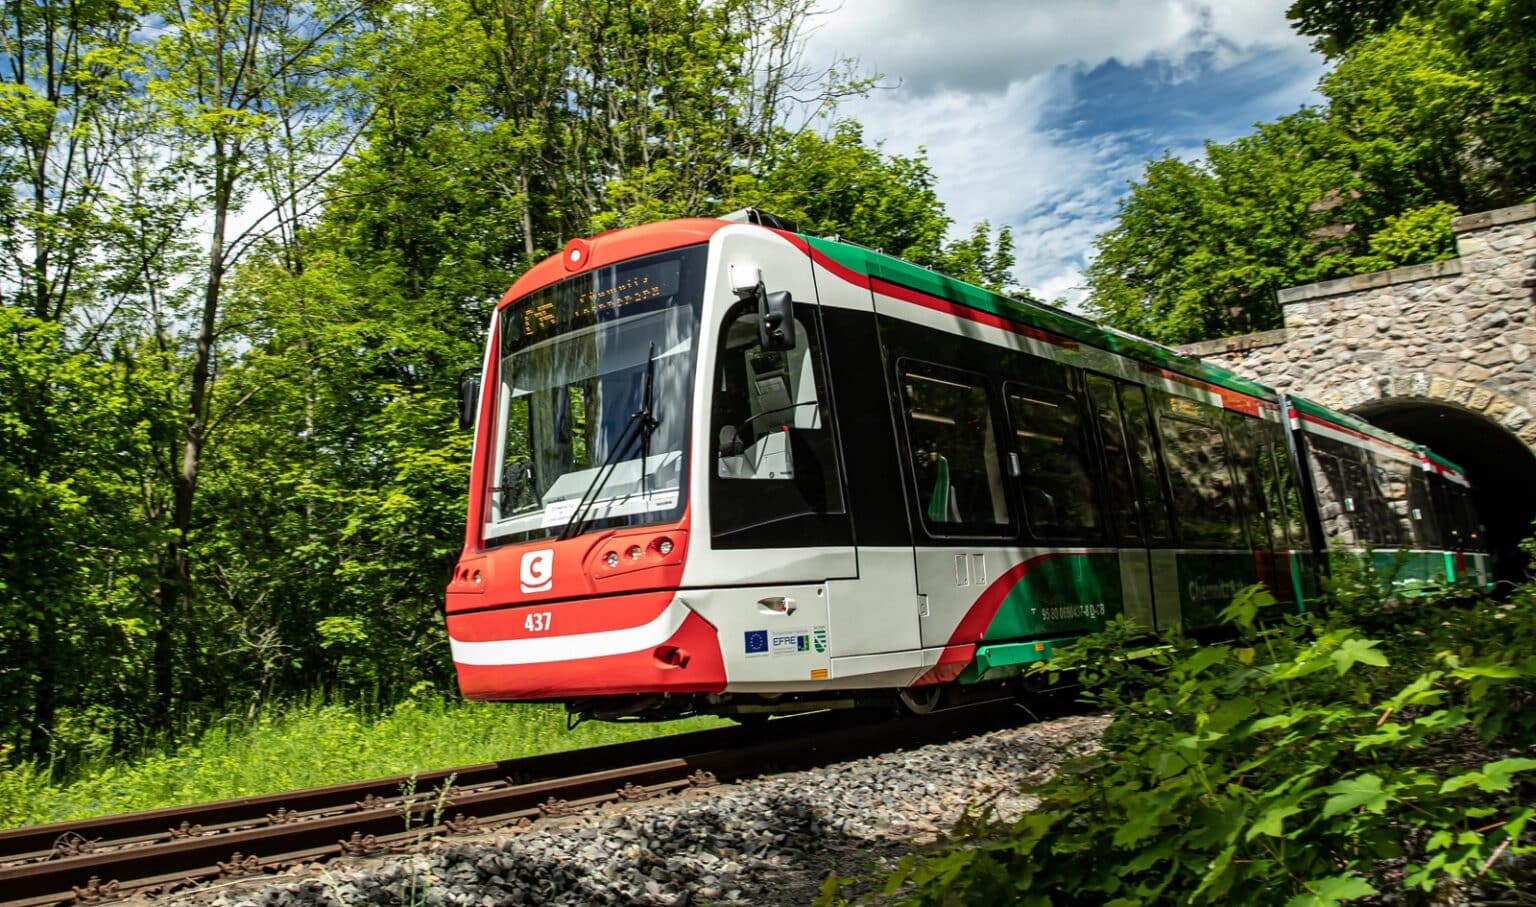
[865,564,1536,905]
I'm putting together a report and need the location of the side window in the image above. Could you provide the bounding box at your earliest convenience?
[1119,383,1172,541]
[1085,376,1139,542]
[1268,430,1310,547]
[1306,437,1359,545]
[1224,412,1274,551]
[1441,483,1481,550]
[714,312,820,481]
[1155,397,1244,548]
[710,302,843,538]
[899,361,1010,534]
[1338,452,1372,542]
[1369,456,1414,548]
[1408,469,1443,548]
[1006,377,1102,541]
[1251,420,1290,548]
[1251,421,1306,548]
[1432,477,1465,548]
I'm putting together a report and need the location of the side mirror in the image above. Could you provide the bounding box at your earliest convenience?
[458,368,481,429]
[755,280,796,351]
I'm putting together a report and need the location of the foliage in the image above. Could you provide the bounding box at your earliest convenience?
[1285,0,1421,57]
[0,694,727,829]
[736,121,1022,292]
[1353,201,1459,272]
[1087,1,1536,345]
[1084,113,1361,343]
[0,308,171,756]
[0,0,1018,770]
[877,583,1536,905]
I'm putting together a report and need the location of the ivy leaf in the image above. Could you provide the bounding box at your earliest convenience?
[1321,774,1393,818]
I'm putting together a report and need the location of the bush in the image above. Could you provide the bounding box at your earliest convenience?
[875,582,1536,905]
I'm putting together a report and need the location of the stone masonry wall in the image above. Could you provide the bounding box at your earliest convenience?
[1176,203,1536,449]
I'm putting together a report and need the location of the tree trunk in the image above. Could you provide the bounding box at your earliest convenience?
[152,149,233,719]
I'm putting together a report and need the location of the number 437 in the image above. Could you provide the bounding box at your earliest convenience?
[524,611,552,633]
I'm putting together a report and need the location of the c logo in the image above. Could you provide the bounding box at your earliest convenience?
[520,549,554,594]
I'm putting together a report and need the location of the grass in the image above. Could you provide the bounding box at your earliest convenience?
[0,696,727,829]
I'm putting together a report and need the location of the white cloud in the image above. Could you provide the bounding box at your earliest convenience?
[798,0,1324,305]
[807,0,1301,96]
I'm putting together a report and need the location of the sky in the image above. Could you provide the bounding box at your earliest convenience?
[800,0,1329,305]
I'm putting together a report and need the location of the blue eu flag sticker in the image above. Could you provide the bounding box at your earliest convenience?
[744,630,768,655]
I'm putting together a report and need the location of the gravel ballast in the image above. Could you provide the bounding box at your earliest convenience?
[151,712,1108,907]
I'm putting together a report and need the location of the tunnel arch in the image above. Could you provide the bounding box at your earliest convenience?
[1350,396,1536,585]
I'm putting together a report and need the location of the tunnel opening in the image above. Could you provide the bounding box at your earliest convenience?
[1353,397,1536,587]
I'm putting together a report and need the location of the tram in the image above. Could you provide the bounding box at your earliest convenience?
[445,210,1489,721]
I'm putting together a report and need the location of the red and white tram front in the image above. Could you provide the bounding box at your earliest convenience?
[445,218,848,718]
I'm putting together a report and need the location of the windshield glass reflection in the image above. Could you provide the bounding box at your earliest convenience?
[486,245,706,543]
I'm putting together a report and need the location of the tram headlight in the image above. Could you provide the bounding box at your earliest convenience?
[604,551,619,568]
[656,538,673,556]
[627,545,644,560]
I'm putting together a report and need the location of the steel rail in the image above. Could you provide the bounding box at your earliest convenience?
[0,701,1044,907]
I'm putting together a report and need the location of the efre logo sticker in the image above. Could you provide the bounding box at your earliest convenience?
[519,549,554,594]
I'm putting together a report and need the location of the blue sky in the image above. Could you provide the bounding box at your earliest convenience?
[803,0,1327,303]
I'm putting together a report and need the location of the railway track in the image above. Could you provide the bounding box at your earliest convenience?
[0,700,1047,906]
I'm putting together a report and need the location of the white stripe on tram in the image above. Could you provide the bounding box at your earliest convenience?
[449,599,690,666]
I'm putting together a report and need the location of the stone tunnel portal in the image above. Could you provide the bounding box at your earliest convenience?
[1353,399,1536,586]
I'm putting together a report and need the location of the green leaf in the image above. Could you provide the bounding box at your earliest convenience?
[1247,802,1304,840]
[1205,696,1256,733]
[1321,774,1393,818]
[1440,758,1536,794]
[1284,875,1377,906]
[1453,663,1522,679]
[1330,637,1389,674]
[1180,646,1230,677]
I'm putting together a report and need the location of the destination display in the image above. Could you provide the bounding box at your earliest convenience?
[508,252,685,351]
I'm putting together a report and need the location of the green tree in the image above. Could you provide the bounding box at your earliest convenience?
[1086,7,1536,345]
[1084,113,1363,344]
[1321,19,1508,211]
[1285,0,1420,56]
[131,0,378,719]
[0,0,139,325]
[0,308,172,758]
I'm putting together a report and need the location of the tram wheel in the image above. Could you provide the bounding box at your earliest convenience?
[898,685,944,715]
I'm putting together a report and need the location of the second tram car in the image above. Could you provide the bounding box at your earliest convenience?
[446,210,1489,720]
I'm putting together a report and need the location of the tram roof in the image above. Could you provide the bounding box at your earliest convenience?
[801,234,1280,403]
[1289,394,1468,475]
[804,232,1471,475]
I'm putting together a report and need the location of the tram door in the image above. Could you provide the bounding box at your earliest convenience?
[1084,374,1168,632]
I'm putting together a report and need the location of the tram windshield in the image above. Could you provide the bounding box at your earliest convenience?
[485,244,707,543]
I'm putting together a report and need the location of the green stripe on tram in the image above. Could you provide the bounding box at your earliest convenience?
[800,234,1277,401]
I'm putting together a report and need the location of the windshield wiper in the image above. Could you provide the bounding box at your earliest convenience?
[558,343,658,541]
